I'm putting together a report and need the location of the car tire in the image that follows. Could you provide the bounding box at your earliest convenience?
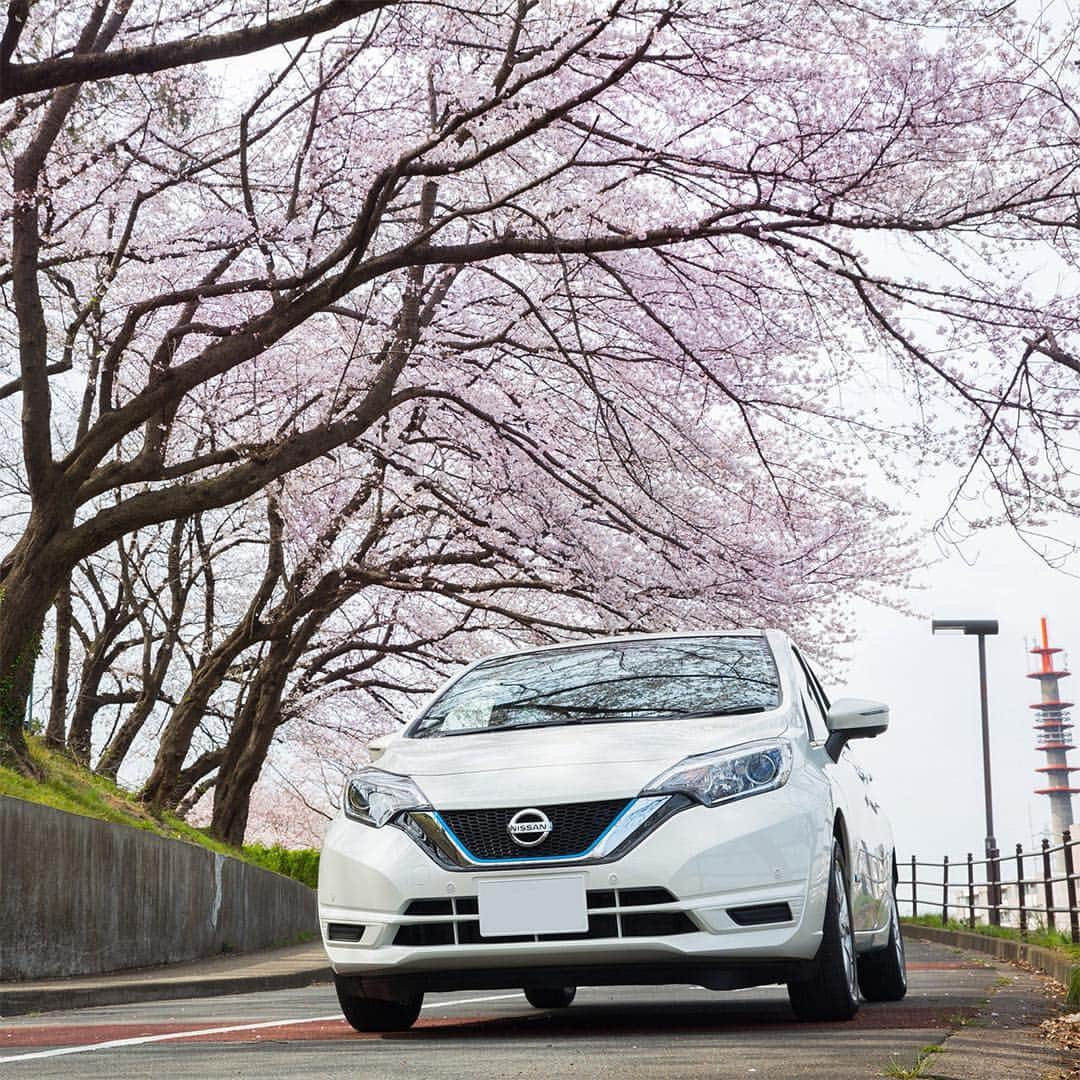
[787,842,860,1021]
[857,879,907,1002]
[335,978,423,1032]
[524,986,576,1009]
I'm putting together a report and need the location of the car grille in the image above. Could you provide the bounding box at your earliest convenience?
[392,887,697,946]
[438,799,629,860]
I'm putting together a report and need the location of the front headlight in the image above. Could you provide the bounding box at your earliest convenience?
[640,740,792,807]
[343,768,430,827]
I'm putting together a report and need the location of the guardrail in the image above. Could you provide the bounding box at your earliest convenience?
[898,829,1080,944]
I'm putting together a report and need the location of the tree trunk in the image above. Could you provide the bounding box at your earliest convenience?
[95,694,155,781]
[138,614,267,809]
[208,595,334,846]
[207,579,342,846]
[209,649,291,846]
[208,563,355,843]
[140,499,284,808]
[138,649,239,809]
[175,774,219,820]
[44,583,72,749]
[66,601,134,766]
[96,613,180,780]
[0,591,47,773]
[167,747,225,812]
[0,517,73,774]
[98,516,191,780]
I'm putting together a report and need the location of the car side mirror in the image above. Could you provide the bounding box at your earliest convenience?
[824,698,889,762]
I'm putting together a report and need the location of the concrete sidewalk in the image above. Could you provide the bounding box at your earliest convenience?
[0,941,331,1017]
[905,923,1079,994]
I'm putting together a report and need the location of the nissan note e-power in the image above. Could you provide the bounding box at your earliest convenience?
[318,630,906,1031]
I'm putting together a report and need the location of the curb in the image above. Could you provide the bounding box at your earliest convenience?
[0,961,332,1018]
[904,923,1078,990]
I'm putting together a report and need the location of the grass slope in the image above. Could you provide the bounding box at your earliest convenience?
[0,735,319,888]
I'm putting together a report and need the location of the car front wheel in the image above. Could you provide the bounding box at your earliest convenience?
[787,842,860,1021]
[857,879,907,1002]
[335,977,423,1032]
[524,986,576,1009]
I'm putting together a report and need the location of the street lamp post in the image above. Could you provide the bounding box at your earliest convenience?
[931,618,1001,925]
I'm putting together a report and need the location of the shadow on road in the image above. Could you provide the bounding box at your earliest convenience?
[385,999,970,1041]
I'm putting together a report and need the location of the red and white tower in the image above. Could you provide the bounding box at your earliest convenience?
[1029,617,1077,845]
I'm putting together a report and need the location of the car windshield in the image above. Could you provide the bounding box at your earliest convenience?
[409,635,781,738]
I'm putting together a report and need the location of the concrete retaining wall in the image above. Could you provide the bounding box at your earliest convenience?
[0,796,318,981]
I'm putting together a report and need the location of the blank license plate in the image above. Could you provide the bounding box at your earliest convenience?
[477,875,588,937]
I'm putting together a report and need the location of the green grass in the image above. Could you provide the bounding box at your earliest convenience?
[244,843,320,889]
[902,914,1080,962]
[881,1044,942,1078]
[0,735,319,886]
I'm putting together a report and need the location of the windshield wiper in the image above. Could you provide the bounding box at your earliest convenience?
[658,705,769,719]
[489,704,772,727]
[566,704,769,723]
[493,702,770,718]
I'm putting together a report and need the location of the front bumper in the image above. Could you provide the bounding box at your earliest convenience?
[319,782,834,990]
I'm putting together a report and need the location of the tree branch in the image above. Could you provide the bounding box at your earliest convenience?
[0,359,72,402]
[3,1,392,100]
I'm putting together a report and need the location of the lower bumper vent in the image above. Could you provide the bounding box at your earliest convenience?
[393,887,696,946]
[726,903,793,926]
[328,922,367,942]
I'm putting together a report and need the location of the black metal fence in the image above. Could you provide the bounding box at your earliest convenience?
[897,828,1080,943]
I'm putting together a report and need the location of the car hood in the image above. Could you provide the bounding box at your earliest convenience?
[376,710,792,808]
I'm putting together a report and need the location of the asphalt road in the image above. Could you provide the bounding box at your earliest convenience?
[0,941,1072,1078]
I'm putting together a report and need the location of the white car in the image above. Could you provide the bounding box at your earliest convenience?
[318,630,907,1031]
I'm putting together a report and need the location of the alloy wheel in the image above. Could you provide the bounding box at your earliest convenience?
[835,859,858,1002]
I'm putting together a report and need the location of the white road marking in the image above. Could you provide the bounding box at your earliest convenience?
[0,992,526,1064]
[0,1016,344,1065]
[425,992,524,1009]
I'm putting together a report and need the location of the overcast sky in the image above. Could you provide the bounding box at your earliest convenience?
[838,515,1080,863]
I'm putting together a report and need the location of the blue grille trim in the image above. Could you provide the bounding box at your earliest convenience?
[431,801,637,865]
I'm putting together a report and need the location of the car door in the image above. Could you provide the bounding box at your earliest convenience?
[842,743,892,929]
[791,646,886,933]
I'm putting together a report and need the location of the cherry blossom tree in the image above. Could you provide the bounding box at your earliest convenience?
[2,0,1080,782]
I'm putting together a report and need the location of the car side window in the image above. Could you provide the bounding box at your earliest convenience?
[792,646,829,743]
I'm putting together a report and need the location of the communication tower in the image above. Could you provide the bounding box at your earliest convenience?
[1029,617,1077,843]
